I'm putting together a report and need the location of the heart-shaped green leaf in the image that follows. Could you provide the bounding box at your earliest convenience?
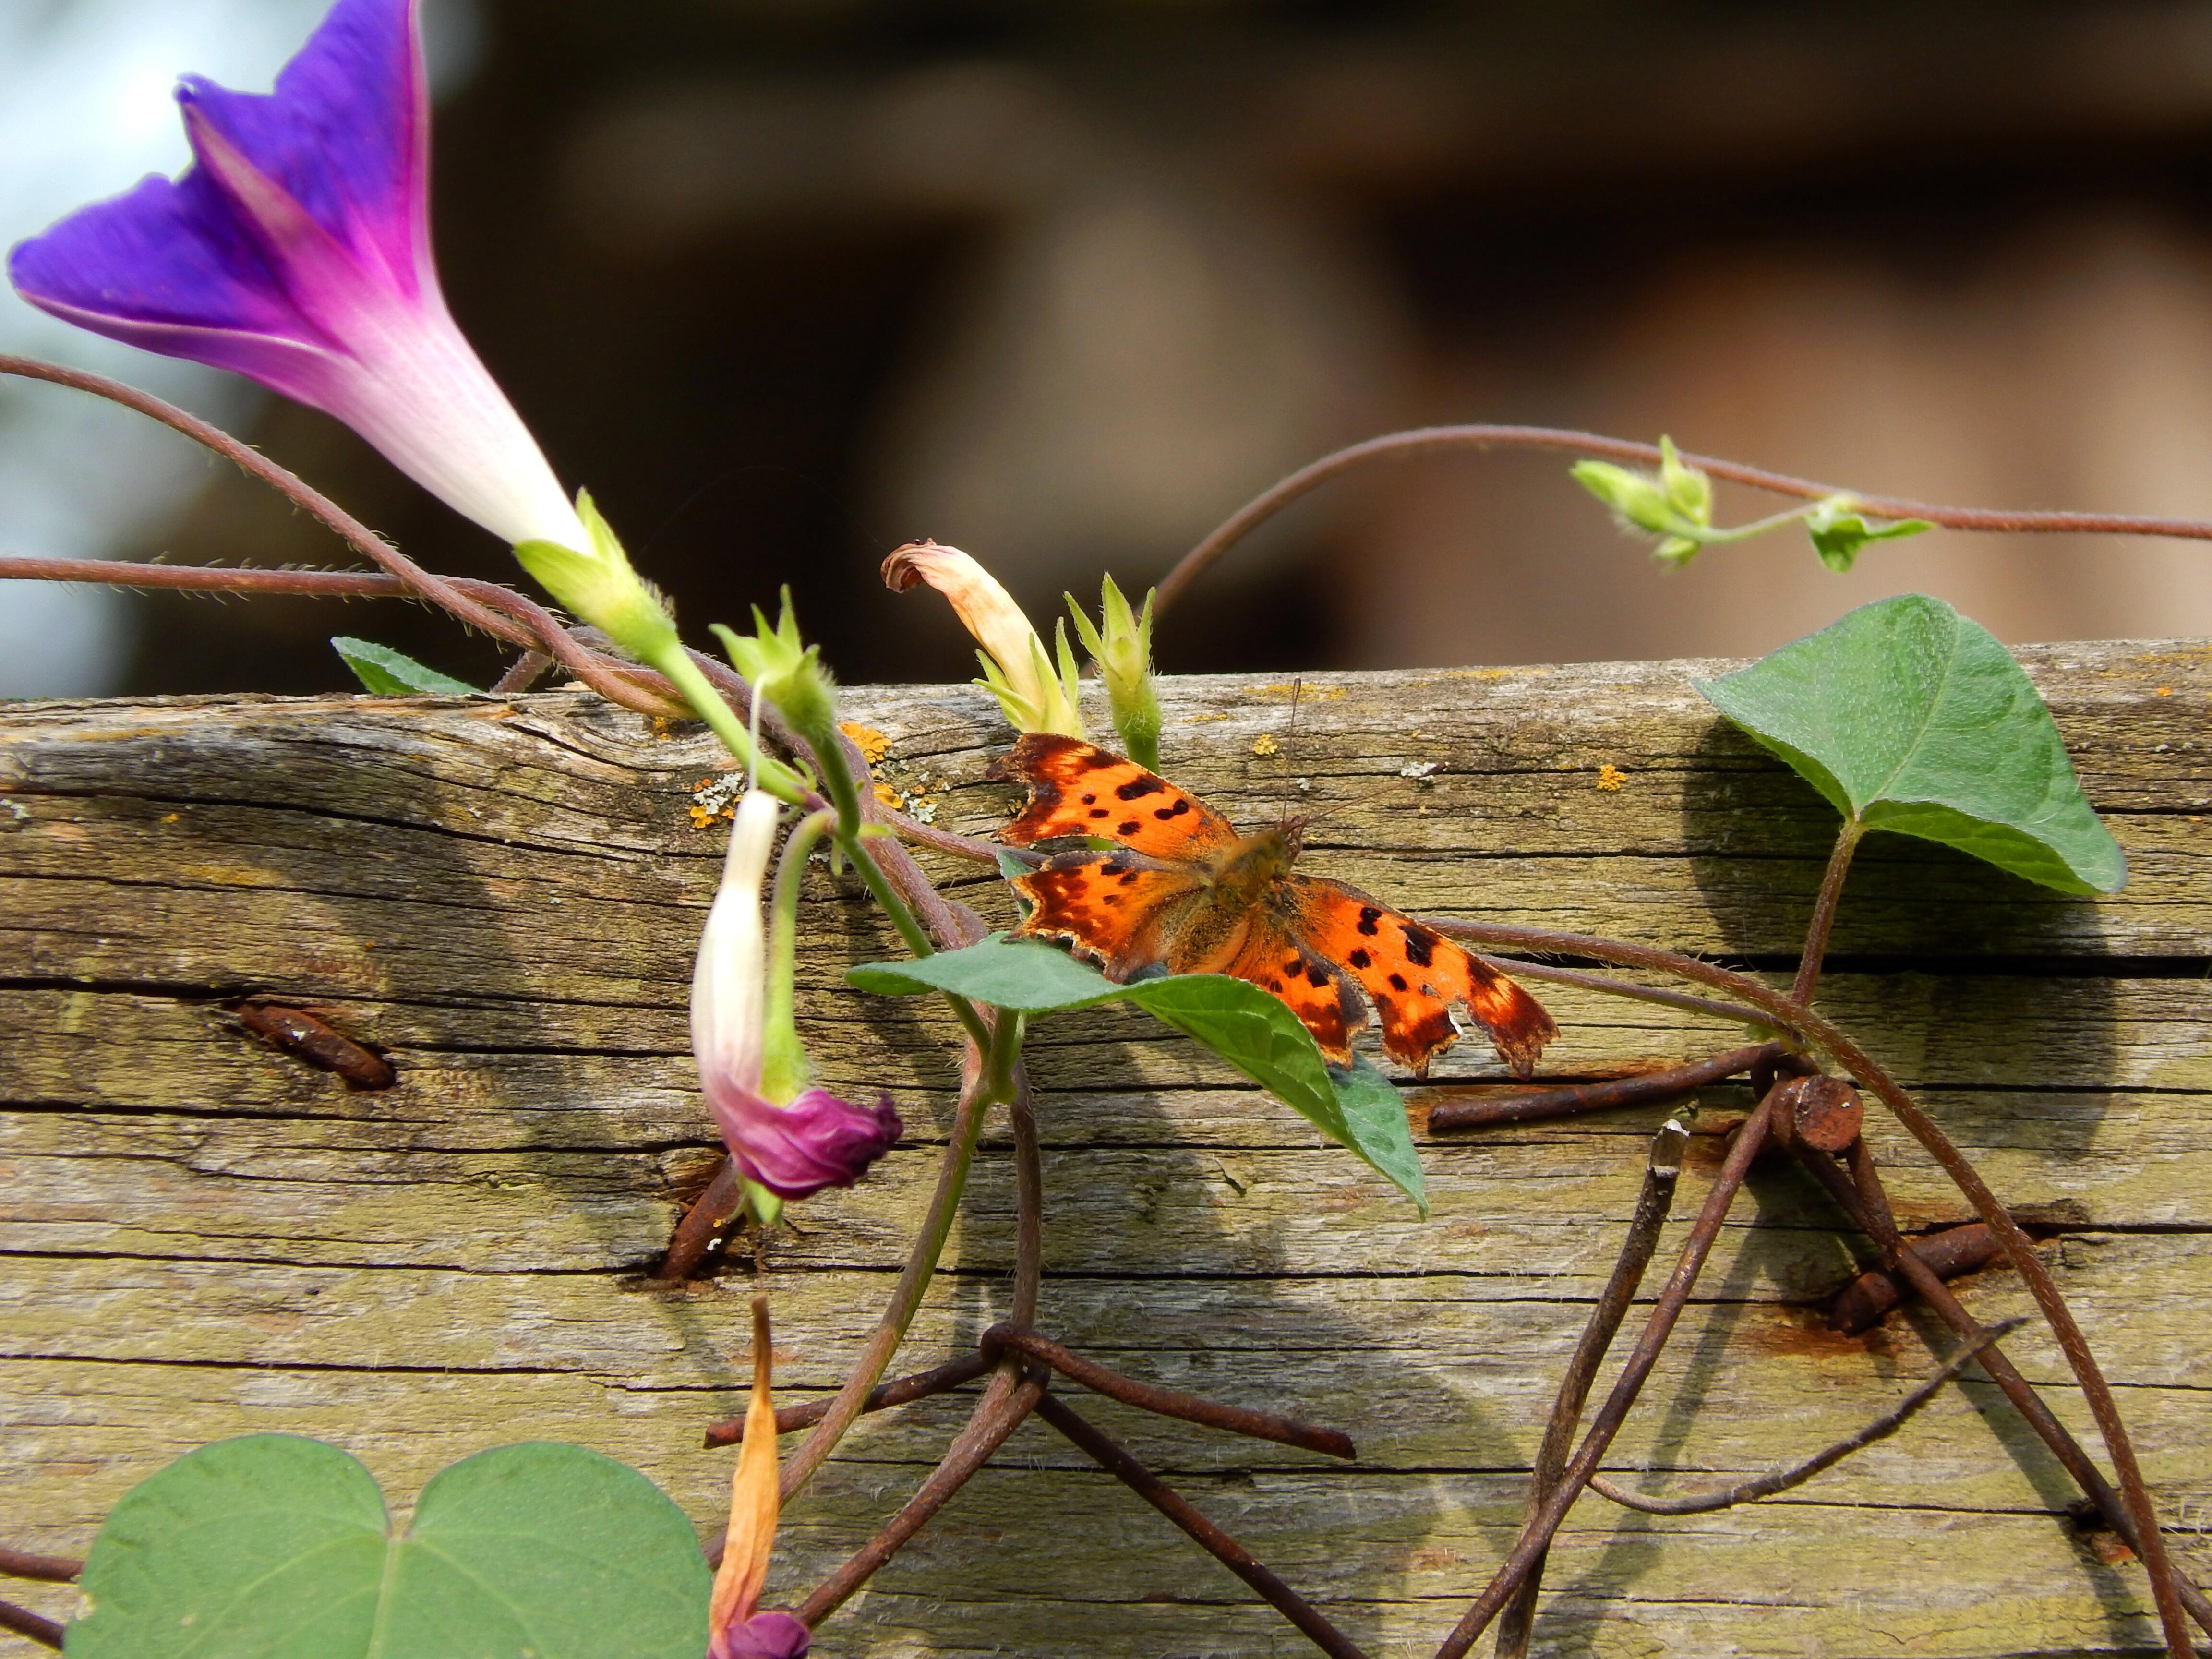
[1695,593,2125,894]
[65,1435,709,1658]
[332,637,479,696]
[850,935,1426,1212]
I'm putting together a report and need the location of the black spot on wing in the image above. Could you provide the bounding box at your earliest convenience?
[1152,798,1191,820]
[1357,906,1382,937]
[1402,924,1438,968]
[1114,776,1166,800]
[1347,948,1370,969]
[1118,819,1141,834]
[1388,973,1408,992]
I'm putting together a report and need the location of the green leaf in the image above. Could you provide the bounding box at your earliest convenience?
[850,935,1426,1211]
[1803,497,1934,573]
[65,1435,710,1659]
[1695,594,2126,895]
[331,637,479,696]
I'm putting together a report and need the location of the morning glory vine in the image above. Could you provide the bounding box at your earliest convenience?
[1,0,2208,1656]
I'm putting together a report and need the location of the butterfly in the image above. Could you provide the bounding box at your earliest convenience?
[985,733,1557,1078]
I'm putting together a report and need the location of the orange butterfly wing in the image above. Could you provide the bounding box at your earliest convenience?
[1218,912,1364,1065]
[1010,850,1206,981]
[991,734,1556,1078]
[986,733,1237,860]
[1277,876,1557,1079]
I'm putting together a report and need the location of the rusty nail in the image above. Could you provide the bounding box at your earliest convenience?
[1771,1074,1863,1154]
[235,998,396,1090]
[1829,1222,2006,1335]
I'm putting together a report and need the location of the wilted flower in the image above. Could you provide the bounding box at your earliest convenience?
[709,1298,812,1659]
[9,0,588,556]
[882,540,1084,738]
[692,789,901,1201]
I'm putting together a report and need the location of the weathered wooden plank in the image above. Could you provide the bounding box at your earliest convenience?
[3,644,2209,1657]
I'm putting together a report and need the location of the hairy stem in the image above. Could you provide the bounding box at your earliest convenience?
[1792,817,1864,1006]
[776,1011,1019,1502]
[0,1598,63,1650]
[1588,1316,2029,1516]
[1426,914,2193,1656]
[1157,422,2212,612]
[1036,1393,1371,1659]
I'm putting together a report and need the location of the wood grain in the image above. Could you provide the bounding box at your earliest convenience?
[3,640,2209,1656]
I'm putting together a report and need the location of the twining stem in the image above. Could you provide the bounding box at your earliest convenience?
[1426,1042,1780,1134]
[776,1010,1022,1502]
[1792,817,1864,1006]
[1434,1096,1776,1659]
[1424,914,2193,1659]
[1793,1143,2212,1640]
[1681,502,1827,548]
[1495,1117,1688,1659]
[982,1325,1355,1459]
[1154,422,2212,612]
[795,1367,1048,1624]
[1034,1394,1372,1659]
[1588,1316,2030,1517]
[1496,960,1771,1027]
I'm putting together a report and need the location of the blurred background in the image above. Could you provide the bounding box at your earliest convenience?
[10,0,2212,699]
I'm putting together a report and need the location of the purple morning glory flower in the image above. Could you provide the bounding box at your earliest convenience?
[8,0,587,553]
[694,789,903,1202]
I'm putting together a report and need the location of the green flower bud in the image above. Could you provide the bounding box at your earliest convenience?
[512,490,679,661]
[712,591,857,827]
[1067,575,1162,770]
[1658,436,1713,526]
[1570,460,1677,536]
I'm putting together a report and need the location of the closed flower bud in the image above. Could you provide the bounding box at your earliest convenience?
[1067,575,1162,769]
[691,788,901,1200]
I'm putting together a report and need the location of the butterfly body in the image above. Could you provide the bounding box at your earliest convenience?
[987,733,1556,1078]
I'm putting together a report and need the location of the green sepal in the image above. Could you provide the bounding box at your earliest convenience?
[512,491,679,661]
[1068,574,1163,770]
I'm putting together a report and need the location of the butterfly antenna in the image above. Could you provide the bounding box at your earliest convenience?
[1275,677,1305,831]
